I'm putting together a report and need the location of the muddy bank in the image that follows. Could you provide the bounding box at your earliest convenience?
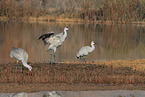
[0,83,145,93]
[0,62,144,84]
[0,60,145,92]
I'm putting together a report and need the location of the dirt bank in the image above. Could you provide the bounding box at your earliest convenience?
[0,59,145,92]
[0,83,145,93]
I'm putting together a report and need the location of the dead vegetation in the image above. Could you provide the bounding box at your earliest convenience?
[0,59,144,85]
[1,0,145,22]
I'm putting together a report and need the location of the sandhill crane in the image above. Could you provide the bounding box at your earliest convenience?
[76,41,96,61]
[43,91,62,97]
[9,92,27,97]
[10,47,32,72]
[38,27,69,63]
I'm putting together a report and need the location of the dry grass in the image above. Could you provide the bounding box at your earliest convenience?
[27,16,84,22]
[0,59,144,85]
[66,59,145,71]
[1,0,145,23]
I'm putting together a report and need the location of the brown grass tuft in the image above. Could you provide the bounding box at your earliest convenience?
[0,59,145,85]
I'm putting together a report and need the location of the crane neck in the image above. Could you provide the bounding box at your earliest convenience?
[63,29,67,37]
[22,61,32,71]
[91,43,95,49]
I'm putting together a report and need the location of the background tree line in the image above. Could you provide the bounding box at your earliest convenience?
[0,0,145,22]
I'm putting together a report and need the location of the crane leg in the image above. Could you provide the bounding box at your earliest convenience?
[15,60,18,73]
[83,58,86,63]
[21,63,23,72]
[50,52,53,64]
[80,56,86,63]
[82,56,86,63]
[80,56,82,60]
[53,48,56,64]
[54,53,55,63]
[80,56,83,61]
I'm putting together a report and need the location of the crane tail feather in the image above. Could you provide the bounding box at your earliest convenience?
[44,41,48,46]
[38,33,54,40]
[38,35,44,40]
[76,56,79,59]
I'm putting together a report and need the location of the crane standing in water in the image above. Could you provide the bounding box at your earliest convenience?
[76,41,96,61]
[10,47,32,72]
[38,27,69,63]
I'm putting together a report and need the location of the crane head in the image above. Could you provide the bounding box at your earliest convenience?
[28,65,32,71]
[91,41,99,46]
[91,41,96,45]
[64,27,69,31]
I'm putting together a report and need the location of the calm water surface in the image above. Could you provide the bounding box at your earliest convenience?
[0,21,145,64]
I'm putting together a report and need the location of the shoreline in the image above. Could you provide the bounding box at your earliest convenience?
[1,16,145,24]
[0,83,145,93]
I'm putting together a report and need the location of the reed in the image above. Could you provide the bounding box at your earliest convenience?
[1,0,145,23]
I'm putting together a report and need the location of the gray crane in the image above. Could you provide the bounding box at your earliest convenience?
[10,47,32,72]
[76,41,96,61]
[38,27,69,63]
[9,92,27,97]
[43,91,62,97]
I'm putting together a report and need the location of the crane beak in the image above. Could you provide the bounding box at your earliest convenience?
[94,42,99,45]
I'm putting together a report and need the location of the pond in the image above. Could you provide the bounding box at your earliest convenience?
[0,21,145,64]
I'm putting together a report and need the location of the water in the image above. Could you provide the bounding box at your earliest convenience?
[0,21,145,64]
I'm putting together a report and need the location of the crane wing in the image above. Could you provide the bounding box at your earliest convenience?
[54,32,63,38]
[77,46,91,57]
[38,32,54,40]
[10,47,28,61]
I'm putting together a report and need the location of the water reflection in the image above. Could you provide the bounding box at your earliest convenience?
[0,21,145,64]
